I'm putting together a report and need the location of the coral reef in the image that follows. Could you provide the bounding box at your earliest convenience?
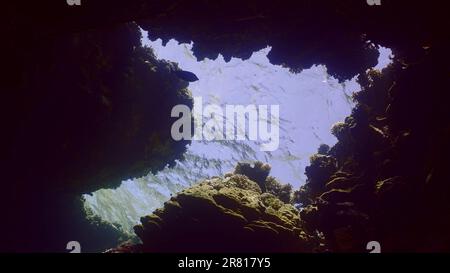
[130,162,322,252]
[295,57,450,252]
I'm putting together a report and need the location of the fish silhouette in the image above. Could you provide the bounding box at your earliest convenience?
[173,69,199,82]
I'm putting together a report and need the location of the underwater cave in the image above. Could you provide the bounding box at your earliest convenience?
[82,29,393,244]
[3,1,449,254]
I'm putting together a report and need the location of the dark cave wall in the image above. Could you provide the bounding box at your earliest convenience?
[297,55,450,252]
[3,20,193,251]
[7,22,192,194]
[5,0,445,82]
[3,1,449,252]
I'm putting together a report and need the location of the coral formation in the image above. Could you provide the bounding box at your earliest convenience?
[295,58,450,252]
[130,162,322,252]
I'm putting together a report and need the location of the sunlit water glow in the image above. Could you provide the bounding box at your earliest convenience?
[82,30,393,234]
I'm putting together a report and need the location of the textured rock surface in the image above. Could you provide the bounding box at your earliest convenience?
[295,58,450,252]
[132,164,323,252]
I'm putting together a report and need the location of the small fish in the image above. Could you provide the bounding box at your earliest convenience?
[173,69,199,82]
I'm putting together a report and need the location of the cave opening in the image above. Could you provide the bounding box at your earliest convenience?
[81,29,393,248]
[3,0,447,255]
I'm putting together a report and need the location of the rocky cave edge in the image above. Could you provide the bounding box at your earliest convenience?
[3,1,449,252]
